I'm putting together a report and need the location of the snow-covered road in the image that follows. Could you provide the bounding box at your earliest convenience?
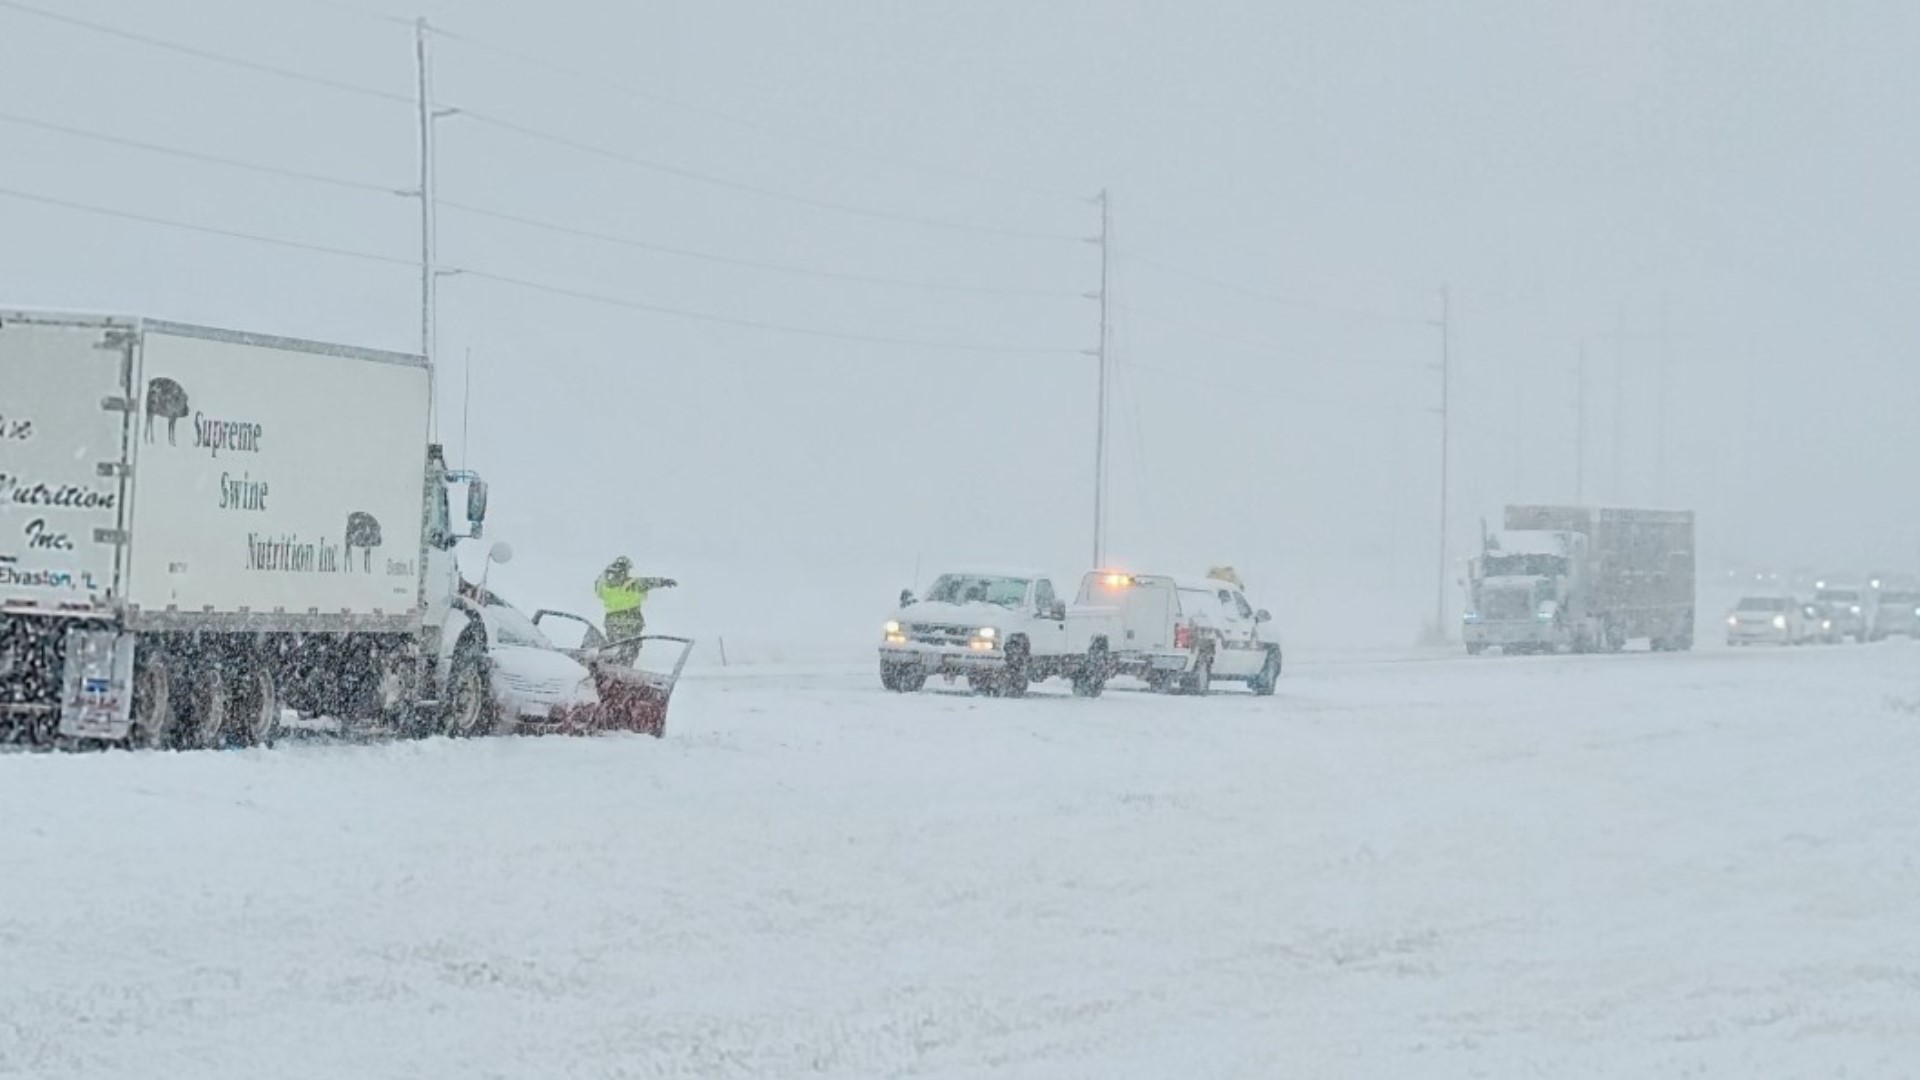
[4,643,1918,1078]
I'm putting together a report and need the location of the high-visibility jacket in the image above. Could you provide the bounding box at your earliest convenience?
[596,576,648,614]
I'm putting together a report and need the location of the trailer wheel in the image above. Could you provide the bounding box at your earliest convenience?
[130,657,177,751]
[444,648,497,737]
[185,665,232,750]
[233,665,280,748]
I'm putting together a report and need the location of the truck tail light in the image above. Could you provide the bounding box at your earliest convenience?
[1174,622,1193,650]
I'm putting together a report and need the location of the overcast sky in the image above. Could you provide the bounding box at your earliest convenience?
[3,0,1914,652]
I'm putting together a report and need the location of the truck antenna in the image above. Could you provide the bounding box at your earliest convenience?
[461,346,472,466]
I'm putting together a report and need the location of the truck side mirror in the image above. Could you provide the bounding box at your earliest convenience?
[899,589,915,607]
[1255,609,1272,623]
[487,541,513,565]
[466,479,489,529]
[1049,600,1067,621]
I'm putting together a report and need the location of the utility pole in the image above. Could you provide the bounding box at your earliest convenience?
[1574,338,1588,503]
[414,17,434,367]
[1610,301,1626,502]
[1433,284,1452,639]
[1655,293,1671,506]
[1088,188,1111,569]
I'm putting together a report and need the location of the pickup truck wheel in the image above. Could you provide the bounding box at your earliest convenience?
[1000,639,1031,698]
[1182,651,1213,696]
[1465,642,1485,656]
[444,648,497,738]
[1249,648,1281,696]
[130,658,177,750]
[185,665,232,750]
[880,663,901,692]
[1071,642,1109,698]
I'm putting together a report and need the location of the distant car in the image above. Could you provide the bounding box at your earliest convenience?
[1725,595,1803,646]
[1796,600,1840,644]
[1870,589,1920,640]
[1813,586,1874,644]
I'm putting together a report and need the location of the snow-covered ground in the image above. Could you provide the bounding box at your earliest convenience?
[4,642,1918,1078]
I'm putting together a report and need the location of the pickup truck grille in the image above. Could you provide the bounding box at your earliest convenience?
[907,623,977,647]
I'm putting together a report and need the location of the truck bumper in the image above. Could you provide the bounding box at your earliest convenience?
[1463,620,1558,649]
[880,643,1005,676]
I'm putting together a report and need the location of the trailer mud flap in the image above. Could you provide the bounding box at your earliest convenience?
[57,629,135,740]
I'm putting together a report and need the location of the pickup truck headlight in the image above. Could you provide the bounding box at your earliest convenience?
[1850,605,1862,615]
[1772,615,1788,630]
[883,619,905,645]
[1727,615,1739,627]
[976,627,997,639]
[970,627,999,651]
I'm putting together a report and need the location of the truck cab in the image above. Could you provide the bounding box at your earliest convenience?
[880,569,1118,697]
[1463,530,1583,655]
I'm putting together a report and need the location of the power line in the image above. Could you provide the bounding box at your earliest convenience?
[453,108,1086,243]
[0,184,1080,355]
[451,268,1080,354]
[0,105,1074,298]
[1123,250,1431,328]
[1119,303,1426,368]
[0,110,398,195]
[281,0,414,28]
[427,25,1085,204]
[0,0,413,106]
[278,0,1083,202]
[0,184,418,267]
[437,199,1084,298]
[0,0,1086,244]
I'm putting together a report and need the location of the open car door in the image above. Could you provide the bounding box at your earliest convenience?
[533,610,696,738]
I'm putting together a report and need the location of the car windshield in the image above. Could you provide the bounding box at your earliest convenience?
[1877,591,1918,605]
[1817,589,1860,603]
[1736,597,1787,612]
[925,574,1028,608]
[1482,553,1567,578]
[484,595,554,649]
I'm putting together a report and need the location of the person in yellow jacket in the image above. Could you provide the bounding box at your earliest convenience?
[596,556,676,644]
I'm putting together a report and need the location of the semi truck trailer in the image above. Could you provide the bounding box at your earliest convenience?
[1463,505,1696,655]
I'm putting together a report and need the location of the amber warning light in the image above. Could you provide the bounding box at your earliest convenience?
[1101,573,1135,589]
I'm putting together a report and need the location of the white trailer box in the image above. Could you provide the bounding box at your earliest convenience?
[124,322,430,630]
[0,316,131,613]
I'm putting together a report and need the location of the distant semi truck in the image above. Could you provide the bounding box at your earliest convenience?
[1463,505,1696,655]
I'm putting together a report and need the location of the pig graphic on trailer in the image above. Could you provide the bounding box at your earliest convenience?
[345,511,381,573]
[144,378,188,444]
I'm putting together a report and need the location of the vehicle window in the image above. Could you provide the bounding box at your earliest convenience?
[1232,592,1254,619]
[1735,597,1787,612]
[483,595,554,649]
[1217,589,1234,613]
[1036,576,1067,611]
[1178,588,1218,619]
[1878,591,1917,605]
[926,574,1029,608]
[1817,589,1860,604]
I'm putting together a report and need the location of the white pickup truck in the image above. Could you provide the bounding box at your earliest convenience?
[1077,571,1281,695]
[880,569,1119,697]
